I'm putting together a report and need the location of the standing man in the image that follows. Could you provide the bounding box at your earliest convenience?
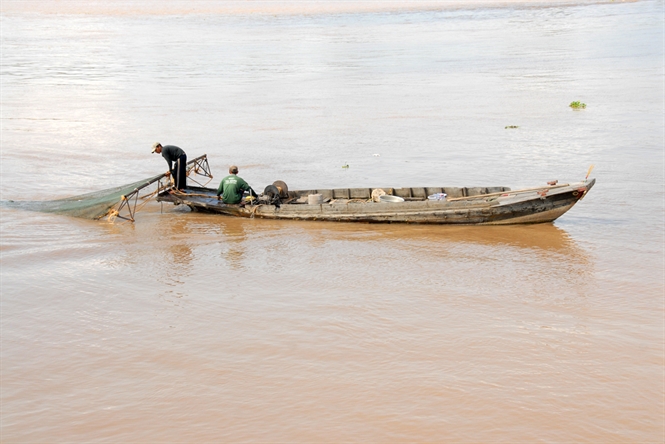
[216,165,256,204]
[152,143,187,191]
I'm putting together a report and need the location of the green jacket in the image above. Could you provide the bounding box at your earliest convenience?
[216,174,251,204]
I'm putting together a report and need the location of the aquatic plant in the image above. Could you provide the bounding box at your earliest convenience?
[569,101,587,109]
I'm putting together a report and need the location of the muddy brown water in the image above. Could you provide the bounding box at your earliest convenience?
[1,1,663,441]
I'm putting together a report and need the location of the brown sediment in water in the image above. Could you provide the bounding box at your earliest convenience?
[0,0,637,15]
[1,0,662,441]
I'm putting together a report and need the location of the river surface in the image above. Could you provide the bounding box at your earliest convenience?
[1,1,663,442]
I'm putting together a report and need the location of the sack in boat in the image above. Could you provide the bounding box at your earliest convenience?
[371,188,386,202]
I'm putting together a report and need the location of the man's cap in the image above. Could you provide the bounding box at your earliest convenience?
[151,142,161,153]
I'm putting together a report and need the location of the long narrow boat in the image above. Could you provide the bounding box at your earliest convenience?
[156,177,596,225]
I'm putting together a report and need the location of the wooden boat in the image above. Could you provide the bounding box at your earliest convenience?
[156,177,596,225]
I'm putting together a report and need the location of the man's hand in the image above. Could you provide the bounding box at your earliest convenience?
[217,196,221,201]
[165,171,170,177]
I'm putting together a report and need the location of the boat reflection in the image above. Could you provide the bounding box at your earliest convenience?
[104,209,592,297]
[230,217,585,255]
[162,213,249,272]
[212,217,248,271]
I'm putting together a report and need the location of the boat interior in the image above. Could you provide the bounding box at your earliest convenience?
[282,186,512,204]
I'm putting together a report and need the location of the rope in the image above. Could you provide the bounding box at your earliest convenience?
[132,193,156,214]
[107,209,118,223]
[249,205,262,218]
[139,188,161,200]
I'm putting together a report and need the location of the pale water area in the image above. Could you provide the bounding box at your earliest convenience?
[1,0,664,442]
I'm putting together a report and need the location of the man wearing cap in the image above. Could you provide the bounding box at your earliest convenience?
[216,165,255,204]
[152,143,187,191]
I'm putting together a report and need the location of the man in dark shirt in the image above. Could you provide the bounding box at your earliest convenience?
[152,143,187,190]
[216,165,255,204]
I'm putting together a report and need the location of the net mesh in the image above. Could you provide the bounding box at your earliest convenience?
[1,174,163,219]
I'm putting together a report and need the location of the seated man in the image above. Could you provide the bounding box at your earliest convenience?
[216,165,255,204]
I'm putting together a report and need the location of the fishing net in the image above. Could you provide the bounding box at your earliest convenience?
[1,154,213,221]
[1,174,164,220]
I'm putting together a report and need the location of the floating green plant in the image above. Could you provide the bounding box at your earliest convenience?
[342,163,349,169]
[569,101,587,109]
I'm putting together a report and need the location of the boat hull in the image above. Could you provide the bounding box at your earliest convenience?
[156,179,595,225]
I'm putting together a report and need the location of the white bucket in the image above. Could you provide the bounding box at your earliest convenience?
[308,194,323,205]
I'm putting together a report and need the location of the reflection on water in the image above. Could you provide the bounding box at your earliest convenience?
[308,220,581,252]
[216,218,249,271]
[162,217,196,270]
[146,211,594,303]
